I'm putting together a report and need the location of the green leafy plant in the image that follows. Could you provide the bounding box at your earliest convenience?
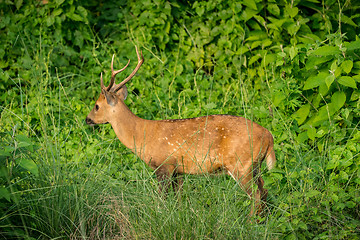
[0,0,359,238]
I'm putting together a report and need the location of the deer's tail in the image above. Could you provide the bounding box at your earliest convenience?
[266,147,276,170]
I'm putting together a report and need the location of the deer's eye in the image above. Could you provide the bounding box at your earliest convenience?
[95,104,99,111]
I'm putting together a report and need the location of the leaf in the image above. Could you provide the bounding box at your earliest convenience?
[292,104,310,125]
[346,201,356,208]
[312,215,323,223]
[331,193,339,202]
[305,56,332,70]
[0,146,12,157]
[52,8,63,17]
[249,55,260,65]
[289,46,297,60]
[341,14,357,27]
[341,60,353,74]
[195,6,204,16]
[345,40,360,51]
[330,60,338,72]
[331,91,346,112]
[77,6,88,19]
[56,0,65,6]
[0,187,11,202]
[307,127,316,141]
[285,5,298,18]
[74,30,84,48]
[306,190,320,198]
[338,76,357,88]
[262,54,276,66]
[351,131,360,141]
[204,103,216,110]
[52,14,62,26]
[350,90,360,101]
[286,22,300,36]
[18,159,39,176]
[15,0,23,10]
[339,171,349,181]
[319,81,329,96]
[325,75,335,89]
[353,75,360,82]
[354,61,360,69]
[268,4,280,16]
[303,72,328,90]
[272,92,286,107]
[311,46,341,56]
[312,106,330,125]
[240,7,258,21]
[68,13,83,22]
[16,134,32,148]
[327,159,338,170]
[298,221,308,230]
[0,60,8,68]
[242,0,257,10]
[340,156,353,168]
[298,34,321,44]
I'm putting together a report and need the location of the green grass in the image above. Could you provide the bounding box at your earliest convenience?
[1,1,360,238]
[1,46,358,239]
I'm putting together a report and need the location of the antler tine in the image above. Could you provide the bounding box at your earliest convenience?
[113,46,144,93]
[100,72,105,90]
[105,55,131,91]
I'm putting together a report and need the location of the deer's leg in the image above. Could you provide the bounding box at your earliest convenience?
[253,167,268,216]
[239,169,258,216]
[172,172,183,194]
[227,163,266,217]
[227,165,253,208]
[154,166,173,195]
[150,160,175,195]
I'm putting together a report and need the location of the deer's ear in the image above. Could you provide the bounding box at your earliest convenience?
[103,90,118,106]
[117,85,128,101]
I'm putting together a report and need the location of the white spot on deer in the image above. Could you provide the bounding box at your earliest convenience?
[165,137,168,140]
[222,128,225,130]
[215,127,218,130]
[223,136,226,138]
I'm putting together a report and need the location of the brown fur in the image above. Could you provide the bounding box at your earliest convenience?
[86,48,276,216]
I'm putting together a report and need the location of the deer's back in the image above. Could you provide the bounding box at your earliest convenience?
[142,115,273,174]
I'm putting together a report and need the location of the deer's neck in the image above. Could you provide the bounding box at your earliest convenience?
[109,101,147,152]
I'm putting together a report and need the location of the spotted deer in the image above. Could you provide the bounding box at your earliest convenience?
[86,46,276,216]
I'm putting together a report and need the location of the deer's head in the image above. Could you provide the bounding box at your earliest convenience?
[86,47,144,126]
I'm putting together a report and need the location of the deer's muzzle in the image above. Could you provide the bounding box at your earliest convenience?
[86,117,95,126]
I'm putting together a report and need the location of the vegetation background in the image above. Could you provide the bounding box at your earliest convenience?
[0,0,359,239]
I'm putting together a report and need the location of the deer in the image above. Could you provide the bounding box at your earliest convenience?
[86,46,276,217]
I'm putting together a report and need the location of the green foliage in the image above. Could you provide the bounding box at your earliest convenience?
[0,0,360,238]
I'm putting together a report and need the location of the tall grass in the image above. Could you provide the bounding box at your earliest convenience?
[0,45,269,239]
[1,37,359,239]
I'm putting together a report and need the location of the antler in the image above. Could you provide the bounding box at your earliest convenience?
[101,56,130,91]
[112,46,144,93]
[100,46,144,93]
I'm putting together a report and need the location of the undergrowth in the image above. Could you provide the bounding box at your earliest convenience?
[1,0,359,239]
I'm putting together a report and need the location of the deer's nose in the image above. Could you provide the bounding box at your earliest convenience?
[86,117,95,126]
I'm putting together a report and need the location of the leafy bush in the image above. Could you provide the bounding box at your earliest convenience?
[0,0,359,239]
